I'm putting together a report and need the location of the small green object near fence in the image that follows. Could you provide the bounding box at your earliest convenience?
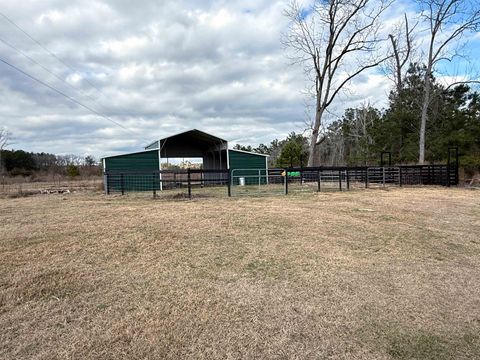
[288,171,300,177]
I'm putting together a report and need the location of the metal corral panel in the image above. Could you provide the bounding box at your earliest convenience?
[228,149,268,185]
[104,150,159,172]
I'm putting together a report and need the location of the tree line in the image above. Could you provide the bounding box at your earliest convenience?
[236,64,479,172]
[282,0,480,166]
[0,149,100,178]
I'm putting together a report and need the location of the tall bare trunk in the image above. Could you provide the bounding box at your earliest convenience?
[419,76,430,165]
[307,99,325,166]
[419,37,434,165]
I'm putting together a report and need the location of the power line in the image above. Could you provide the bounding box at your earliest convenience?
[0,36,103,107]
[0,56,140,137]
[0,11,150,133]
[0,11,105,95]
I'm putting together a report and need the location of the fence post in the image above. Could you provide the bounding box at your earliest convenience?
[227,170,231,197]
[121,173,125,195]
[105,173,110,194]
[346,169,350,190]
[338,170,342,191]
[365,168,369,188]
[399,167,403,187]
[382,167,386,187]
[187,168,191,198]
[258,169,261,191]
[317,170,321,192]
[152,172,156,198]
[285,170,289,195]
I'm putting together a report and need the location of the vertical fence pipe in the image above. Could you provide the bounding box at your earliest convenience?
[152,172,156,198]
[346,169,350,190]
[399,167,402,187]
[121,173,125,195]
[227,170,231,197]
[382,167,386,187]
[365,168,369,188]
[317,170,321,192]
[258,169,261,192]
[455,147,459,185]
[187,168,192,198]
[285,170,289,195]
[106,173,110,194]
[338,170,342,191]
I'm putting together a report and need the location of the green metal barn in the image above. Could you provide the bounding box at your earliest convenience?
[102,129,268,191]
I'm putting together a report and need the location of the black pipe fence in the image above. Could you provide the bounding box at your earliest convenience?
[104,163,458,198]
[105,169,230,198]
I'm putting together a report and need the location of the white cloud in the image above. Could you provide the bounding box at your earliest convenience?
[0,0,477,158]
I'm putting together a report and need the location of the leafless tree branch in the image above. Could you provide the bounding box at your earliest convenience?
[283,0,393,166]
[417,0,480,164]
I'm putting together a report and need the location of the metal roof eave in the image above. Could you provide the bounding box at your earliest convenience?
[101,148,159,160]
[228,148,270,157]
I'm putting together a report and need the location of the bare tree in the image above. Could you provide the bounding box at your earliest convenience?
[283,0,392,166]
[386,14,417,94]
[0,128,12,178]
[417,0,480,164]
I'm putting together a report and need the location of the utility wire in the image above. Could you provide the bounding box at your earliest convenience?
[0,56,139,136]
[0,11,151,138]
[0,11,105,95]
[0,36,103,107]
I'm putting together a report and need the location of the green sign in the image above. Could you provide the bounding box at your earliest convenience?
[288,171,300,177]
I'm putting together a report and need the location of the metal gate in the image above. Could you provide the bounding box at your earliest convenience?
[230,169,285,196]
[366,167,400,187]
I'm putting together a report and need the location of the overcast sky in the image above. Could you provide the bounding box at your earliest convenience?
[0,0,478,158]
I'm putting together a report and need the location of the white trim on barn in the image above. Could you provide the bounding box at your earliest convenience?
[103,158,107,192]
[158,143,163,191]
[265,156,269,185]
[228,148,269,157]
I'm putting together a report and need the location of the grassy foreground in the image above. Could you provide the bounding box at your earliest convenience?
[1,188,479,359]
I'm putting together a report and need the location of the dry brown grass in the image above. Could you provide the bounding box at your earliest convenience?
[1,188,479,359]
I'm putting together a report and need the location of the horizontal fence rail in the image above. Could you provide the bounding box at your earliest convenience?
[105,169,230,198]
[103,163,458,198]
[1,178,103,196]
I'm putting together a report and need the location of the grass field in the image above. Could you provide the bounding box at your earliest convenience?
[1,187,479,359]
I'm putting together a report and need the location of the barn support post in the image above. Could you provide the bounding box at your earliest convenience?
[121,173,125,195]
[187,168,192,198]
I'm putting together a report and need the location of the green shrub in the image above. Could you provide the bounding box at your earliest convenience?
[66,164,80,178]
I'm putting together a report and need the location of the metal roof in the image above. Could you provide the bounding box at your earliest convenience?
[145,129,227,149]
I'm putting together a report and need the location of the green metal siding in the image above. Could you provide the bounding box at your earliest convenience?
[104,150,159,172]
[228,150,267,185]
[104,150,160,192]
